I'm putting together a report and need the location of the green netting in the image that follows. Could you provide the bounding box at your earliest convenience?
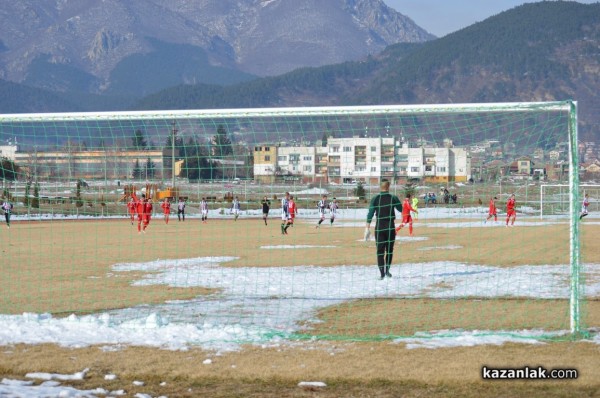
[0,102,591,345]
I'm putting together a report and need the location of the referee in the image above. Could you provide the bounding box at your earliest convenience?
[365,179,403,280]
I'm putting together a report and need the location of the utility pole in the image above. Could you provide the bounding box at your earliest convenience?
[171,121,177,188]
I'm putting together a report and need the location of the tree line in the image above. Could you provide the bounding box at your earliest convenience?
[129,124,248,181]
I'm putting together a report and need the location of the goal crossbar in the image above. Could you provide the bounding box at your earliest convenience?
[0,101,573,123]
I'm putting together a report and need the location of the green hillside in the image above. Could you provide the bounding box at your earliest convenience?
[106,38,257,97]
[356,1,600,102]
[0,79,82,113]
[134,2,600,139]
[2,1,599,141]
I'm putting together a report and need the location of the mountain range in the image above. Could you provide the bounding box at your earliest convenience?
[1,1,599,142]
[136,1,600,141]
[0,0,432,97]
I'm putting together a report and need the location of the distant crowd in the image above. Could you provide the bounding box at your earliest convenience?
[423,187,458,205]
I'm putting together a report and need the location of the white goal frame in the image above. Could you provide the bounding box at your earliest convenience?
[0,100,583,335]
[540,184,600,219]
[540,184,600,220]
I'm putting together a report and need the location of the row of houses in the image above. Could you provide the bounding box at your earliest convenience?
[253,137,471,184]
[4,140,597,184]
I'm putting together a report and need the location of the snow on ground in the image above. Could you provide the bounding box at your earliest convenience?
[0,378,113,398]
[260,245,337,249]
[417,245,463,251]
[0,204,598,395]
[357,236,429,242]
[9,204,597,223]
[289,187,329,195]
[26,368,88,381]
[0,257,599,353]
[399,329,559,349]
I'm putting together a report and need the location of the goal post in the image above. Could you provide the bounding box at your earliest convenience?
[568,100,581,335]
[540,184,600,220]
[0,100,588,345]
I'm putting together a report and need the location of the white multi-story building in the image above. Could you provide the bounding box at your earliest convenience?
[0,145,17,160]
[276,146,316,179]
[327,137,395,184]
[253,138,471,184]
[396,144,471,183]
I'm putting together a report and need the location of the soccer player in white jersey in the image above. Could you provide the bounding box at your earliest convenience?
[1,200,13,229]
[280,191,290,235]
[200,197,209,223]
[315,194,328,229]
[580,193,590,220]
[231,196,241,221]
[329,197,339,225]
[177,198,186,221]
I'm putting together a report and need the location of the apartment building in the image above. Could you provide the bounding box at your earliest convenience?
[253,145,277,183]
[396,144,471,183]
[14,149,164,179]
[327,137,395,184]
[254,137,471,184]
[0,145,17,160]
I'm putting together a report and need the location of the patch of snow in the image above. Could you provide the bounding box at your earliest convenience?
[260,245,336,249]
[298,381,327,387]
[26,368,89,381]
[417,245,463,251]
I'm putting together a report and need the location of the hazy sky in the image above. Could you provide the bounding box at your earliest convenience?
[383,0,599,37]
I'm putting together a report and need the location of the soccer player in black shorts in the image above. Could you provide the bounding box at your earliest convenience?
[365,179,403,280]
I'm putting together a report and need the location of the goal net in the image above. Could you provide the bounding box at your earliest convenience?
[0,101,592,349]
[540,184,600,219]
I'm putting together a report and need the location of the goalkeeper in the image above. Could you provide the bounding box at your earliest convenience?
[365,179,403,280]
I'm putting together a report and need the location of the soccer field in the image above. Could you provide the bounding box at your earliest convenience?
[0,206,599,396]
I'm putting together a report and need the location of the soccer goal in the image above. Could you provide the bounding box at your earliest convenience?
[540,184,600,219]
[0,101,590,349]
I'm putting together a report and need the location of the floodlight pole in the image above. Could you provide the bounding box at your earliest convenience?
[171,121,177,189]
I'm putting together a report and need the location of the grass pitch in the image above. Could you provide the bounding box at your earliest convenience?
[1,215,599,397]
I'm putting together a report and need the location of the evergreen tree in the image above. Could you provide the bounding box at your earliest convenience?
[244,148,254,179]
[321,132,328,147]
[163,132,184,153]
[23,180,31,207]
[132,129,148,150]
[32,183,40,209]
[145,157,156,179]
[181,137,215,180]
[354,180,366,200]
[212,125,233,157]
[0,157,19,181]
[132,159,142,179]
[75,180,83,208]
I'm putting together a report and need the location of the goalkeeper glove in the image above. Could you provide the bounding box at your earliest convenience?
[364,228,371,241]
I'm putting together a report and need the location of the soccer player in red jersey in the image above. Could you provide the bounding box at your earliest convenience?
[160,198,171,224]
[127,197,136,225]
[131,192,151,233]
[287,195,298,227]
[506,193,516,227]
[395,193,418,236]
[142,199,153,232]
[485,196,498,223]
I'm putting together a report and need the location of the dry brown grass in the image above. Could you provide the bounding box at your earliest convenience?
[0,342,599,397]
[1,216,599,397]
[2,216,598,315]
[305,298,600,338]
